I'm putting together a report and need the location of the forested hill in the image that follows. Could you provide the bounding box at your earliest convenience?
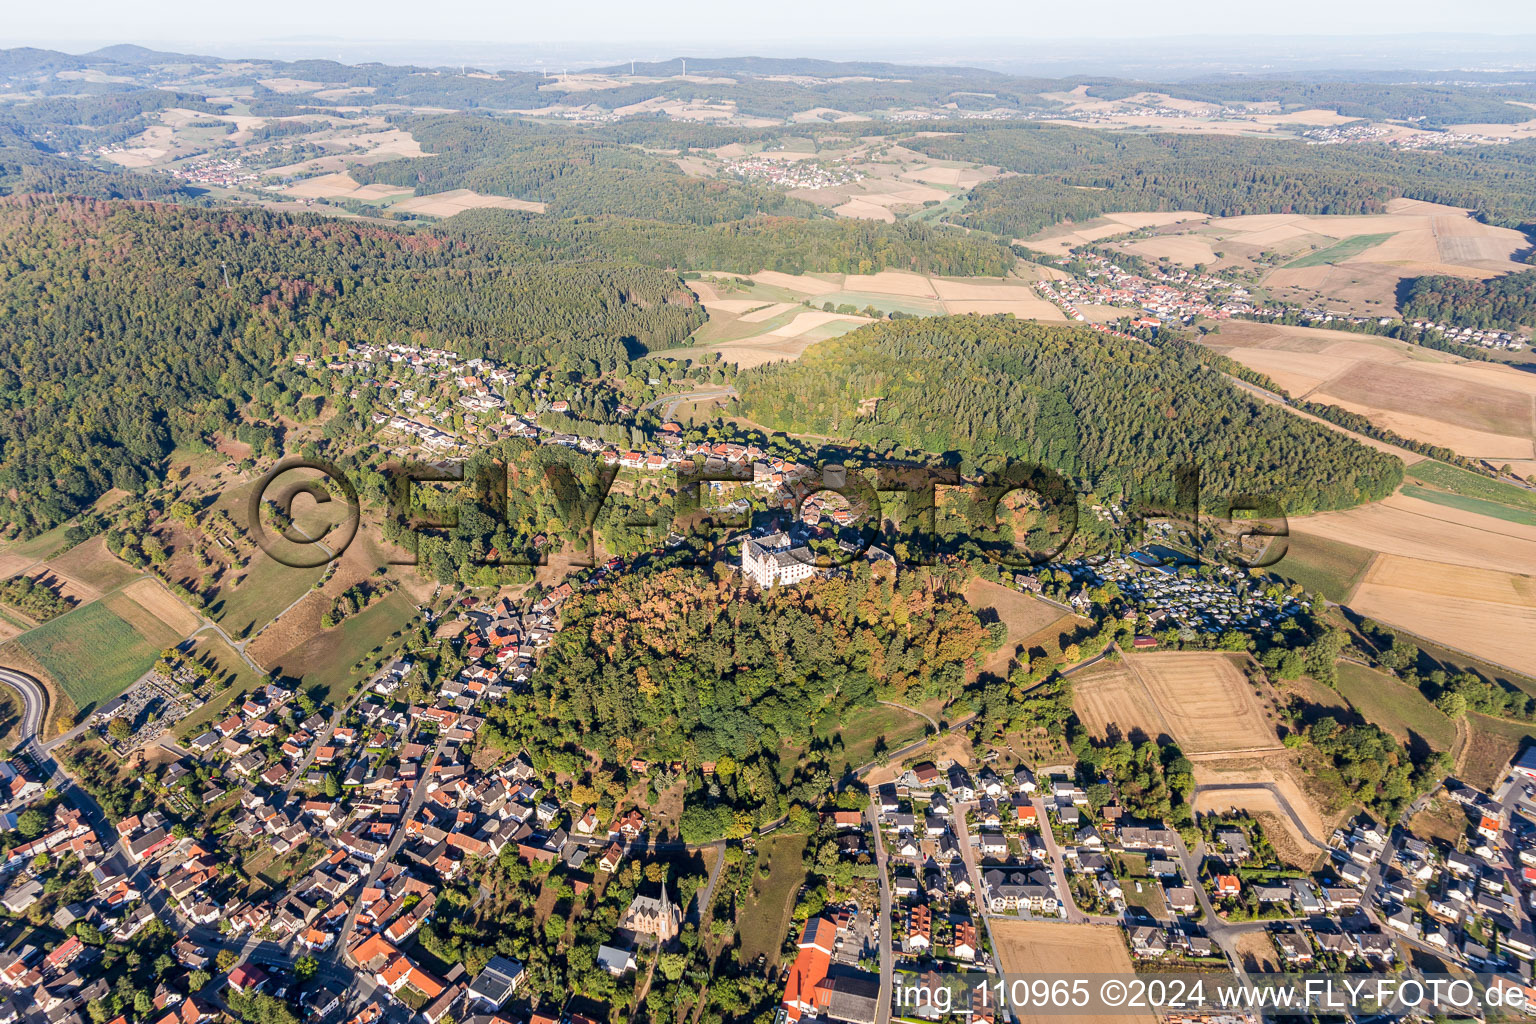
[0,196,702,534]
[905,127,1536,235]
[1401,270,1536,331]
[735,316,1403,516]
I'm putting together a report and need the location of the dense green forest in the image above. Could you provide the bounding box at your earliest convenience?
[0,118,186,200]
[736,316,1404,515]
[517,562,989,807]
[0,196,701,534]
[443,208,1015,276]
[904,127,1536,234]
[352,115,819,224]
[1400,269,1536,330]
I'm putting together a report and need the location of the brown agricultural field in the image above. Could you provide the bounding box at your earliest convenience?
[390,189,546,217]
[22,568,98,608]
[106,578,203,639]
[1347,554,1536,677]
[1072,652,1279,756]
[41,536,139,593]
[1287,493,1536,576]
[961,578,1073,678]
[1202,321,1536,462]
[989,921,1153,1024]
[1127,652,1279,756]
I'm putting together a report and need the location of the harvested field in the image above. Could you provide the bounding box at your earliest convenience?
[108,578,202,638]
[691,316,868,369]
[1123,652,1279,756]
[1204,321,1535,460]
[41,536,138,593]
[1073,652,1278,756]
[990,921,1152,1024]
[1288,493,1536,576]
[941,297,1065,319]
[1124,235,1219,266]
[736,301,800,323]
[766,311,864,337]
[1311,360,1532,454]
[1347,555,1536,677]
[840,271,939,297]
[1101,211,1209,229]
[23,568,97,608]
[0,553,36,579]
[742,270,843,295]
[1112,201,1529,309]
[1072,661,1167,741]
[390,189,546,217]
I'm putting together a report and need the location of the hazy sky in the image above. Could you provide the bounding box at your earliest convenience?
[8,0,1536,55]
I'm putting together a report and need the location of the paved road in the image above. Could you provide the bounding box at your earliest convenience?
[334,733,445,963]
[866,797,893,1024]
[0,666,47,758]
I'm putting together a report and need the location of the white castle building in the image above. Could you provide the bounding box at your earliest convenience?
[741,531,817,589]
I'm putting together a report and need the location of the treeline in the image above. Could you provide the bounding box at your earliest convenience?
[907,127,1536,234]
[1292,401,1468,467]
[0,196,702,535]
[736,316,1403,516]
[1401,270,1536,330]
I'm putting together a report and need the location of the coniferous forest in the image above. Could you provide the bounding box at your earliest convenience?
[736,316,1405,516]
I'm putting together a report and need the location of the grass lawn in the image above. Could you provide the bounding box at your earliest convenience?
[1283,233,1394,268]
[1406,461,1536,515]
[1122,876,1167,917]
[0,522,77,564]
[0,686,19,754]
[14,600,171,713]
[823,702,928,772]
[1334,661,1455,751]
[737,833,808,966]
[271,590,416,704]
[1272,533,1376,602]
[1400,483,1536,527]
[211,550,325,640]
